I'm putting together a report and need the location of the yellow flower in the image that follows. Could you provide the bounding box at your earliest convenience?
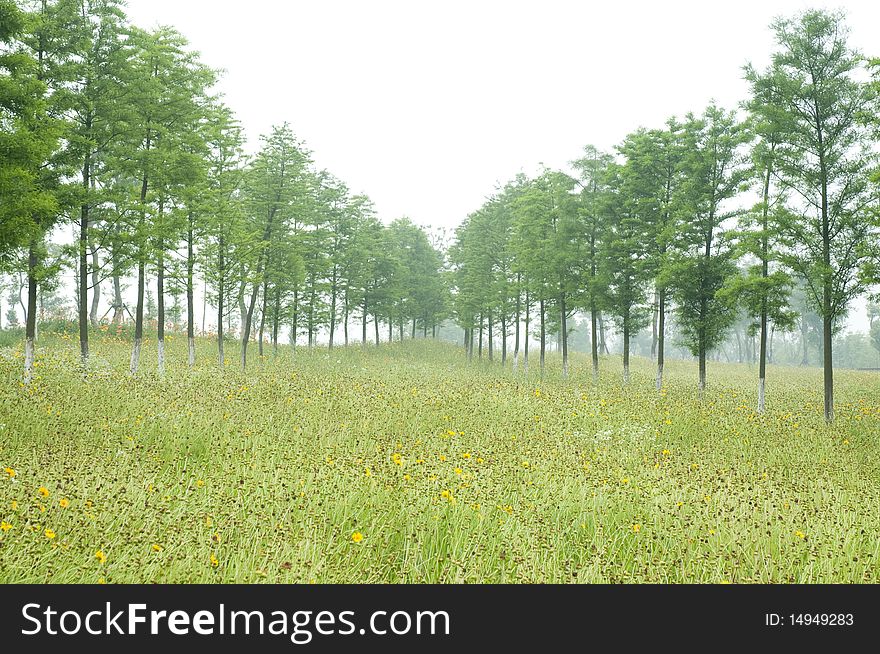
[620,477,629,485]
[10,501,17,510]
[0,521,11,532]
[210,553,219,567]
[454,468,463,475]
[59,498,70,508]
[3,467,15,478]
[38,486,50,497]
[351,531,364,543]
[196,480,205,488]
[795,530,806,540]
[45,529,56,539]
[439,455,447,462]
[95,550,107,564]
[152,543,163,552]
[462,453,471,459]
[392,453,403,466]
[364,467,372,477]
[632,524,641,533]
[98,577,106,585]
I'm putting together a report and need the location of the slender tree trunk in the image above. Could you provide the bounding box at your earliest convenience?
[78,150,91,365]
[157,243,165,376]
[362,296,368,347]
[650,292,658,359]
[411,317,416,339]
[501,313,507,367]
[656,289,666,391]
[478,312,483,359]
[513,274,521,372]
[523,288,530,373]
[539,298,546,377]
[272,285,280,356]
[591,300,599,384]
[560,291,568,379]
[623,313,630,386]
[186,217,195,367]
[130,257,145,375]
[374,312,380,345]
[112,272,123,325]
[89,245,100,329]
[258,277,268,357]
[487,309,494,362]
[24,244,38,384]
[329,280,337,349]
[343,296,349,346]
[217,236,226,367]
[291,288,299,350]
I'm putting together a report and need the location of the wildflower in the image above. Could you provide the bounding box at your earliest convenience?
[98,578,106,585]
[10,501,17,510]
[152,543,163,552]
[38,487,50,497]
[440,490,451,499]
[210,553,219,568]
[392,453,403,466]
[632,524,641,533]
[454,468,463,475]
[45,529,56,539]
[3,467,15,478]
[59,498,69,508]
[196,480,205,488]
[0,521,11,532]
[621,477,629,485]
[364,467,372,477]
[795,530,806,540]
[95,550,107,564]
[351,532,364,543]
[462,453,471,459]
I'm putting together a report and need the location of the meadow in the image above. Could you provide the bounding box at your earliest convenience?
[1,330,879,583]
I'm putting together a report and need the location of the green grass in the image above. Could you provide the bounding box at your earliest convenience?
[1,331,879,583]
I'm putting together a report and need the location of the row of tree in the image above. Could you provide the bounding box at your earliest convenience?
[0,0,448,380]
[449,10,880,422]
[1,4,878,422]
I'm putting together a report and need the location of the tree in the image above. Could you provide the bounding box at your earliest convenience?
[571,146,613,383]
[747,9,879,422]
[668,105,751,394]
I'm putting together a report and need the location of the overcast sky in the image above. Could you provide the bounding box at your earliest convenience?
[124,0,879,231]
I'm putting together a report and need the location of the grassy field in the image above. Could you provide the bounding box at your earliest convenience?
[1,331,879,583]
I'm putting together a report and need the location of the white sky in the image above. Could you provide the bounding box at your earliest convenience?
[119,0,879,333]
[124,0,880,233]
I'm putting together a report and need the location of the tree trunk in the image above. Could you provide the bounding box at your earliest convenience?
[513,274,521,371]
[157,243,165,376]
[591,300,599,384]
[656,289,666,391]
[130,257,145,375]
[272,285,280,356]
[217,236,226,367]
[539,298,545,377]
[478,312,483,359]
[487,309,494,362]
[329,280,337,349]
[523,288,530,373]
[362,296,368,347]
[622,313,630,386]
[560,291,568,379]
[24,244,38,384]
[258,277,268,357]
[650,292,658,359]
[112,272,123,325]
[186,218,195,367]
[78,152,90,365]
[89,245,100,329]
